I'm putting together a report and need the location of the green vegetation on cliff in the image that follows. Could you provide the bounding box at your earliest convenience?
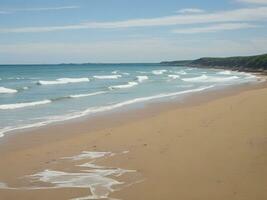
[161,54,267,72]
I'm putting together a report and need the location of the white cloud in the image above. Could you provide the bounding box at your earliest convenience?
[236,0,267,4]
[0,7,266,33]
[172,23,260,34]
[177,8,205,14]
[0,6,79,14]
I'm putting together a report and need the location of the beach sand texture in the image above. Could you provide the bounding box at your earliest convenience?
[0,83,266,200]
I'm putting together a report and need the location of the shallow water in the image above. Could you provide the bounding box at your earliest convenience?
[0,63,258,137]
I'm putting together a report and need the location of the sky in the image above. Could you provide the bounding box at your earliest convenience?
[0,0,267,64]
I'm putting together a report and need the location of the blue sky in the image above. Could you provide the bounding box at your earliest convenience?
[0,0,267,64]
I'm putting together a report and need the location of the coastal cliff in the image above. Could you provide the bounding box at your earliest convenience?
[161,54,267,73]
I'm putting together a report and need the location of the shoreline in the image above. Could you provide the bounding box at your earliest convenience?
[0,74,264,142]
[0,80,267,199]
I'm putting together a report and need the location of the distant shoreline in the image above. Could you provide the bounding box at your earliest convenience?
[161,53,267,74]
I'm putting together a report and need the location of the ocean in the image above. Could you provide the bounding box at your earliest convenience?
[0,63,258,137]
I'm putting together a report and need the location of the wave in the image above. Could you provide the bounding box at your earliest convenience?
[175,70,187,75]
[50,91,106,101]
[37,78,90,85]
[137,71,149,74]
[0,87,18,94]
[109,82,138,90]
[152,70,167,75]
[0,91,106,111]
[217,70,232,75]
[0,100,51,110]
[136,76,148,82]
[111,70,118,74]
[168,74,180,79]
[182,75,239,83]
[0,85,214,137]
[70,91,106,98]
[93,75,121,79]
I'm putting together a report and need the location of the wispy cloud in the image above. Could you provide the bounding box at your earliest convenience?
[172,23,259,34]
[0,7,267,33]
[177,8,205,14]
[0,5,79,14]
[236,0,267,4]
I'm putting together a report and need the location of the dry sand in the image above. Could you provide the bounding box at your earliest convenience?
[0,82,266,200]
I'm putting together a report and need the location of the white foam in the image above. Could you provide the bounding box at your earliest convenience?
[0,182,8,189]
[217,70,232,75]
[0,100,51,110]
[111,70,118,74]
[137,71,148,74]
[37,78,90,85]
[24,151,136,200]
[0,86,214,137]
[168,74,180,79]
[70,91,106,98]
[152,70,167,75]
[109,81,138,90]
[0,87,18,94]
[244,73,258,80]
[136,76,148,82]
[175,70,187,75]
[122,72,130,75]
[63,151,113,161]
[93,75,121,79]
[78,162,106,169]
[182,75,239,83]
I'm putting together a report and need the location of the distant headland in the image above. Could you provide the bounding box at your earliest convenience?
[161,53,267,73]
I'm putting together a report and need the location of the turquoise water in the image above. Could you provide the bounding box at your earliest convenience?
[0,64,258,137]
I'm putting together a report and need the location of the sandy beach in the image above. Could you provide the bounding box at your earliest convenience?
[0,81,267,200]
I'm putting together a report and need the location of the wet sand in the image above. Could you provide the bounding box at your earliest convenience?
[0,82,267,200]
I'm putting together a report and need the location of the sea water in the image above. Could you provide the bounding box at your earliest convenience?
[0,63,258,137]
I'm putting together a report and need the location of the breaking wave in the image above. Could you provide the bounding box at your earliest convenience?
[0,87,18,94]
[152,70,167,75]
[70,91,106,98]
[109,81,138,90]
[168,74,180,79]
[93,75,121,79]
[37,78,90,85]
[136,76,148,82]
[0,100,51,110]
[0,85,214,137]
[182,75,239,82]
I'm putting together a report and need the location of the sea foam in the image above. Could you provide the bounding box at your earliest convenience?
[0,85,214,137]
[93,75,121,79]
[182,75,239,83]
[0,87,18,94]
[152,70,167,75]
[168,74,180,79]
[0,151,140,200]
[109,81,138,90]
[63,151,113,161]
[37,78,90,85]
[70,91,106,98]
[217,70,232,75]
[0,100,51,110]
[136,76,148,82]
